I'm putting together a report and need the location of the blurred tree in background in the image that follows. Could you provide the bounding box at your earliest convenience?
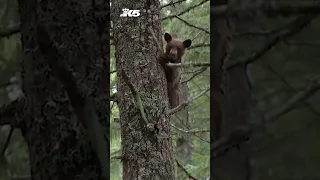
[1,0,110,179]
[212,0,320,180]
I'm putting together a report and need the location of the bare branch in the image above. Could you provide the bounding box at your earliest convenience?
[212,3,320,17]
[212,127,251,158]
[110,155,124,160]
[212,78,320,158]
[262,61,320,120]
[161,0,187,9]
[175,158,198,180]
[234,23,290,38]
[284,40,320,48]
[262,4,320,16]
[171,15,209,34]
[162,0,209,21]
[167,62,210,68]
[189,43,210,50]
[226,14,318,70]
[1,126,14,156]
[264,78,320,121]
[171,124,209,133]
[0,24,20,38]
[168,101,188,115]
[168,88,209,115]
[182,66,208,83]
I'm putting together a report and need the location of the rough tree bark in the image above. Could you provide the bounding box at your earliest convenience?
[0,0,110,179]
[112,0,175,179]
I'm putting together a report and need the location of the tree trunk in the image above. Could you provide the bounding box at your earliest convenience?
[112,0,175,179]
[212,0,253,180]
[17,0,109,179]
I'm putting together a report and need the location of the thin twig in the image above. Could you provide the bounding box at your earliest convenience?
[189,43,210,50]
[1,126,14,156]
[264,78,320,121]
[226,14,318,70]
[167,62,210,68]
[171,124,209,133]
[172,15,209,34]
[168,87,209,115]
[175,158,198,180]
[212,78,320,158]
[212,3,320,17]
[161,0,187,9]
[0,24,20,38]
[162,0,209,21]
[182,66,208,83]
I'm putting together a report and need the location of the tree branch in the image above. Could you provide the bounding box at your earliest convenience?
[0,24,20,38]
[226,14,318,70]
[175,158,198,180]
[264,78,320,121]
[168,88,209,115]
[262,61,320,119]
[182,66,208,83]
[171,124,209,133]
[171,15,209,34]
[212,78,320,158]
[188,43,210,50]
[162,0,209,20]
[167,62,210,68]
[262,4,320,16]
[161,0,187,9]
[212,127,251,158]
[1,126,14,156]
[212,3,320,17]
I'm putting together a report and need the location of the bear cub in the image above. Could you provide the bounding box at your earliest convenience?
[158,33,192,108]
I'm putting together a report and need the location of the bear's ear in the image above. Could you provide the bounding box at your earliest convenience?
[164,33,172,42]
[183,39,192,48]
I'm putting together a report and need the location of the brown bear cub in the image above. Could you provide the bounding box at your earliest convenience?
[158,33,192,108]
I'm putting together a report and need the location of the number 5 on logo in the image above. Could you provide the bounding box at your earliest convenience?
[120,8,140,17]
[131,10,140,17]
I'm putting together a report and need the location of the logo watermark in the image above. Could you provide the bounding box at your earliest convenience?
[120,8,140,17]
